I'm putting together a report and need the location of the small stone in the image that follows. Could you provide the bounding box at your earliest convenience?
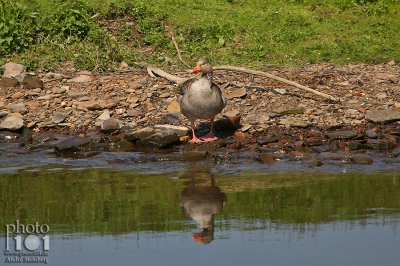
[98,109,111,121]
[52,87,67,94]
[0,77,19,88]
[352,154,373,164]
[365,129,378,139]
[0,111,8,118]
[366,139,395,150]
[0,116,24,130]
[159,92,170,98]
[67,91,88,98]
[12,92,24,99]
[279,118,313,128]
[126,109,142,117]
[258,136,280,145]
[226,87,246,99]
[223,110,240,117]
[22,75,43,89]
[67,75,92,83]
[258,153,274,163]
[101,118,120,132]
[52,112,68,124]
[326,131,358,139]
[347,142,366,151]
[129,81,142,90]
[77,101,102,110]
[167,100,181,113]
[5,103,28,114]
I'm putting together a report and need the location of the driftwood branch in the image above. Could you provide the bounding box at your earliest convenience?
[142,63,338,102]
[213,66,338,102]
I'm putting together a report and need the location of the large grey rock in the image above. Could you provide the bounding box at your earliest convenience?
[366,109,400,124]
[2,62,26,82]
[154,125,189,136]
[125,127,155,141]
[54,136,91,152]
[0,116,24,130]
[5,103,28,114]
[135,129,179,149]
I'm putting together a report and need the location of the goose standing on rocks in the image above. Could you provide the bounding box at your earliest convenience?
[179,59,227,143]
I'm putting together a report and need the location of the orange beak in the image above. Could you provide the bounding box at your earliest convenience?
[191,65,201,73]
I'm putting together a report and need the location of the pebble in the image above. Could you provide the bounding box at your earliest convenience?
[0,116,24,130]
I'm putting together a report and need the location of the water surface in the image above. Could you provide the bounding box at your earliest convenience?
[1,162,399,266]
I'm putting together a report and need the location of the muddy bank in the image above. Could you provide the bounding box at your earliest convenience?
[1,61,400,170]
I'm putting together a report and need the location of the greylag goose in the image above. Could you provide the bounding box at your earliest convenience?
[179,59,227,143]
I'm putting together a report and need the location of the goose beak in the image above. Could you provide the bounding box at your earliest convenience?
[191,65,201,73]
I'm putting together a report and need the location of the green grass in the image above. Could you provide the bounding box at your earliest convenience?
[1,0,399,72]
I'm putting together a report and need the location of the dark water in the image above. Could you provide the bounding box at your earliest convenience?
[1,151,400,265]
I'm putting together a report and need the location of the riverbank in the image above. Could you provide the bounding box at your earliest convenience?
[0,61,400,169]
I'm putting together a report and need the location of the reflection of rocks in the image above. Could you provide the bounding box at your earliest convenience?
[180,169,227,244]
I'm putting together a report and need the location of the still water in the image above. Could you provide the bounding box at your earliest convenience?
[1,160,399,266]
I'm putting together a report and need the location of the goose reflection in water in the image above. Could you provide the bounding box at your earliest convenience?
[180,169,227,244]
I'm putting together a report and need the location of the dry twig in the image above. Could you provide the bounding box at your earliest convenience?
[171,32,190,68]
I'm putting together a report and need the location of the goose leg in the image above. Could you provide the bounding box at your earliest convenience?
[189,119,204,143]
[200,118,218,142]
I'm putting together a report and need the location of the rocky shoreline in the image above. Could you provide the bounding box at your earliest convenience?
[1,61,400,168]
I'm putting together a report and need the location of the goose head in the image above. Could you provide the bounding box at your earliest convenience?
[191,59,213,74]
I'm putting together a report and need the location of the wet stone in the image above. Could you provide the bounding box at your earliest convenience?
[115,139,135,150]
[54,136,91,153]
[125,127,155,141]
[365,129,378,139]
[154,125,189,136]
[352,154,373,164]
[347,142,366,151]
[258,136,279,145]
[101,118,121,132]
[326,131,358,139]
[135,128,179,149]
[32,133,57,144]
[0,131,20,140]
[258,153,275,163]
[366,139,395,150]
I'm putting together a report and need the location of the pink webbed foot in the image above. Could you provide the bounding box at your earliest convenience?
[189,135,205,144]
[200,132,218,142]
